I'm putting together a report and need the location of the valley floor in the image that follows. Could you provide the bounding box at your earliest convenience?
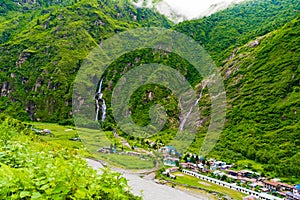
[86,158,215,200]
[31,122,298,200]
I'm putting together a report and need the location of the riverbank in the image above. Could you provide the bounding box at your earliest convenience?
[86,158,214,200]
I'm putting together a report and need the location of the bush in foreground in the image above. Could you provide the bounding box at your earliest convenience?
[0,115,140,200]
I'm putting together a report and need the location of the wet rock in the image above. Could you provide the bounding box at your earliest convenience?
[249,40,259,48]
[148,91,154,101]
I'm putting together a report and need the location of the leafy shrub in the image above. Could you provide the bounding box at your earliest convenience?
[0,116,140,200]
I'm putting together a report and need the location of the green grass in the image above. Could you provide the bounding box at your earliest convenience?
[31,122,155,170]
[96,153,155,170]
[77,128,156,170]
[31,122,82,147]
[163,172,246,200]
[234,160,264,172]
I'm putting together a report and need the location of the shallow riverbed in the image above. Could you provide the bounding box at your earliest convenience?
[86,158,214,200]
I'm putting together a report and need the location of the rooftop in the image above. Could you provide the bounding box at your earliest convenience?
[263,180,280,187]
[278,182,294,188]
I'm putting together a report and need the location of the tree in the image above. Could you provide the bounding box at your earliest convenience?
[175,160,179,167]
[190,156,196,164]
[183,154,189,162]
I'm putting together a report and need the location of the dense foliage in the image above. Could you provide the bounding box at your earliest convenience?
[0,0,171,122]
[210,16,300,179]
[0,114,140,199]
[0,0,77,15]
[174,0,300,64]
[96,1,300,179]
[0,0,299,181]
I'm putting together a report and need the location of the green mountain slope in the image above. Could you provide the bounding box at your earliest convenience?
[207,15,300,179]
[0,0,77,13]
[0,0,171,122]
[169,0,300,180]
[174,0,300,64]
[0,0,299,181]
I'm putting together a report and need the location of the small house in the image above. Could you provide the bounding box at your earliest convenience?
[180,162,188,168]
[163,157,179,167]
[279,183,294,192]
[42,129,51,134]
[243,195,258,200]
[226,169,239,177]
[213,170,221,176]
[263,180,280,191]
[98,147,112,154]
[240,170,260,178]
[169,174,176,179]
[287,185,300,199]
[126,151,141,157]
[168,167,179,173]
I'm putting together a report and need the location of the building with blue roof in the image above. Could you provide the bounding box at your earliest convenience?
[286,184,300,200]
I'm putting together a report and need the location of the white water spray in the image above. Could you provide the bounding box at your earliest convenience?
[95,77,106,122]
[179,82,206,131]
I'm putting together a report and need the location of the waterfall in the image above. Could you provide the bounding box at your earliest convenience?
[95,77,106,122]
[101,99,106,122]
[179,83,206,131]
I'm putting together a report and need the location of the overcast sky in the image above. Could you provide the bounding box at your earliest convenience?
[157,0,244,20]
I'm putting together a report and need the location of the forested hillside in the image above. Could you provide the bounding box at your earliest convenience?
[0,0,77,14]
[0,0,299,181]
[0,0,171,122]
[194,15,299,179]
[174,0,300,64]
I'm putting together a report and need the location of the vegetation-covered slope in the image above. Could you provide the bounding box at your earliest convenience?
[174,0,300,64]
[0,0,299,181]
[0,0,171,122]
[0,114,140,199]
[0,0,77,14]
[208,15,300,179]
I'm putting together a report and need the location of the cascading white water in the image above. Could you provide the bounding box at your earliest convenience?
[179,82,206,131]
[95,77,106,122]
[101,99,106,122]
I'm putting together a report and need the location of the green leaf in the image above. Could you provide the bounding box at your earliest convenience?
[20,191,31,198]
[31,192,42,199]
[40,183,50,191]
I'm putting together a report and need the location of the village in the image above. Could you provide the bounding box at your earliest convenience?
[96,140,299,200]
[159,146,300,200]
[33,125,299,200]
[32,124,299,200]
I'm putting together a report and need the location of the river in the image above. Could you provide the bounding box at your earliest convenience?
[86,158,213,200]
